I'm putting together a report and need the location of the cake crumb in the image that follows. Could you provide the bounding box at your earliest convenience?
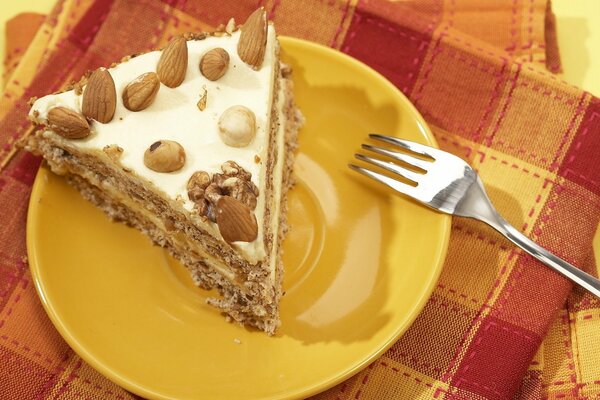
[225,315,232,323]
[233,338,241,345]
[103,144,124,161]
[254,155,261,163]
[73,80,84,95]
[225,18,236,35]
[197,88,207,111]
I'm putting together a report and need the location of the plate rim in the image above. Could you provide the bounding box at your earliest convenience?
[26,36,451,400]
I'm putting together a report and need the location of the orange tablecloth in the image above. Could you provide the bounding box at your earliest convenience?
[1,1,599,399]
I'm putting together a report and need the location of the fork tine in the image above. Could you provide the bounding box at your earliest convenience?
[348,164,419,198]
[369,134,435,159]
[361,144,431,171]
[355,153,423,183]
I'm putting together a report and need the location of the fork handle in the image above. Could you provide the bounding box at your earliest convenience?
[488,217,600,298]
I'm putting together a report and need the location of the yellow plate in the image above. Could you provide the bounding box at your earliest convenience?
[27,37,451,400]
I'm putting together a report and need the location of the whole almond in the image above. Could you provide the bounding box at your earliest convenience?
[157,36,188,88]
[47,107,91,139]
[200,48,230,81]
[237,7,267,70]
[122,72,160,111]
[82,68,116,123]
[216,196,258,243]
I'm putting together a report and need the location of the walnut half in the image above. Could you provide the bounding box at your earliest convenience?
[185,161,259,225]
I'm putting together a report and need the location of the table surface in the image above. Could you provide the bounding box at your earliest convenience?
[1,0,598,269]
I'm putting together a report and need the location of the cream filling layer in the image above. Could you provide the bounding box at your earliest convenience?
[268,77,288,283]
[96,177,237,281]
[29,27,279,263]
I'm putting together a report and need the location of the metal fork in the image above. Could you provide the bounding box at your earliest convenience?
[350,134,600,298]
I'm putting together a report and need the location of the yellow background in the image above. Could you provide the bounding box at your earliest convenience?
[1,1,599,275]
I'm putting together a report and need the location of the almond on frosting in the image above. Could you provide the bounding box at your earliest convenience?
[237,8,267,70]
[82,68,116,123]
[47,107,90,139]
[216,196,258,243]
[122,72,160,111]
[157,36,188,88]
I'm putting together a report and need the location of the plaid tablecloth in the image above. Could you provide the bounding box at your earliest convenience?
[1,1,599,399]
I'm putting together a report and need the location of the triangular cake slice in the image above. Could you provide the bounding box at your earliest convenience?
[25,8,302,334]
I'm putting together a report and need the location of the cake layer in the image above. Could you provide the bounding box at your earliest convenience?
[24,9,303,333]
[25,71,302,333]
[29,27,279,264]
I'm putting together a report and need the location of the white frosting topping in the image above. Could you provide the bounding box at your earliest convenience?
[30,27,279,263]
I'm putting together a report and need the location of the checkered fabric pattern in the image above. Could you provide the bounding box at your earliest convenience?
[1,1,599,399]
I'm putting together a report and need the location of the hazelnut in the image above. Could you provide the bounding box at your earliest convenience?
[218,106,256,147]
[143,140,186,172]
[200,48,230,81]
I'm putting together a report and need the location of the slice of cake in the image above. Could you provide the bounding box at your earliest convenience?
[24,8,302,334]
